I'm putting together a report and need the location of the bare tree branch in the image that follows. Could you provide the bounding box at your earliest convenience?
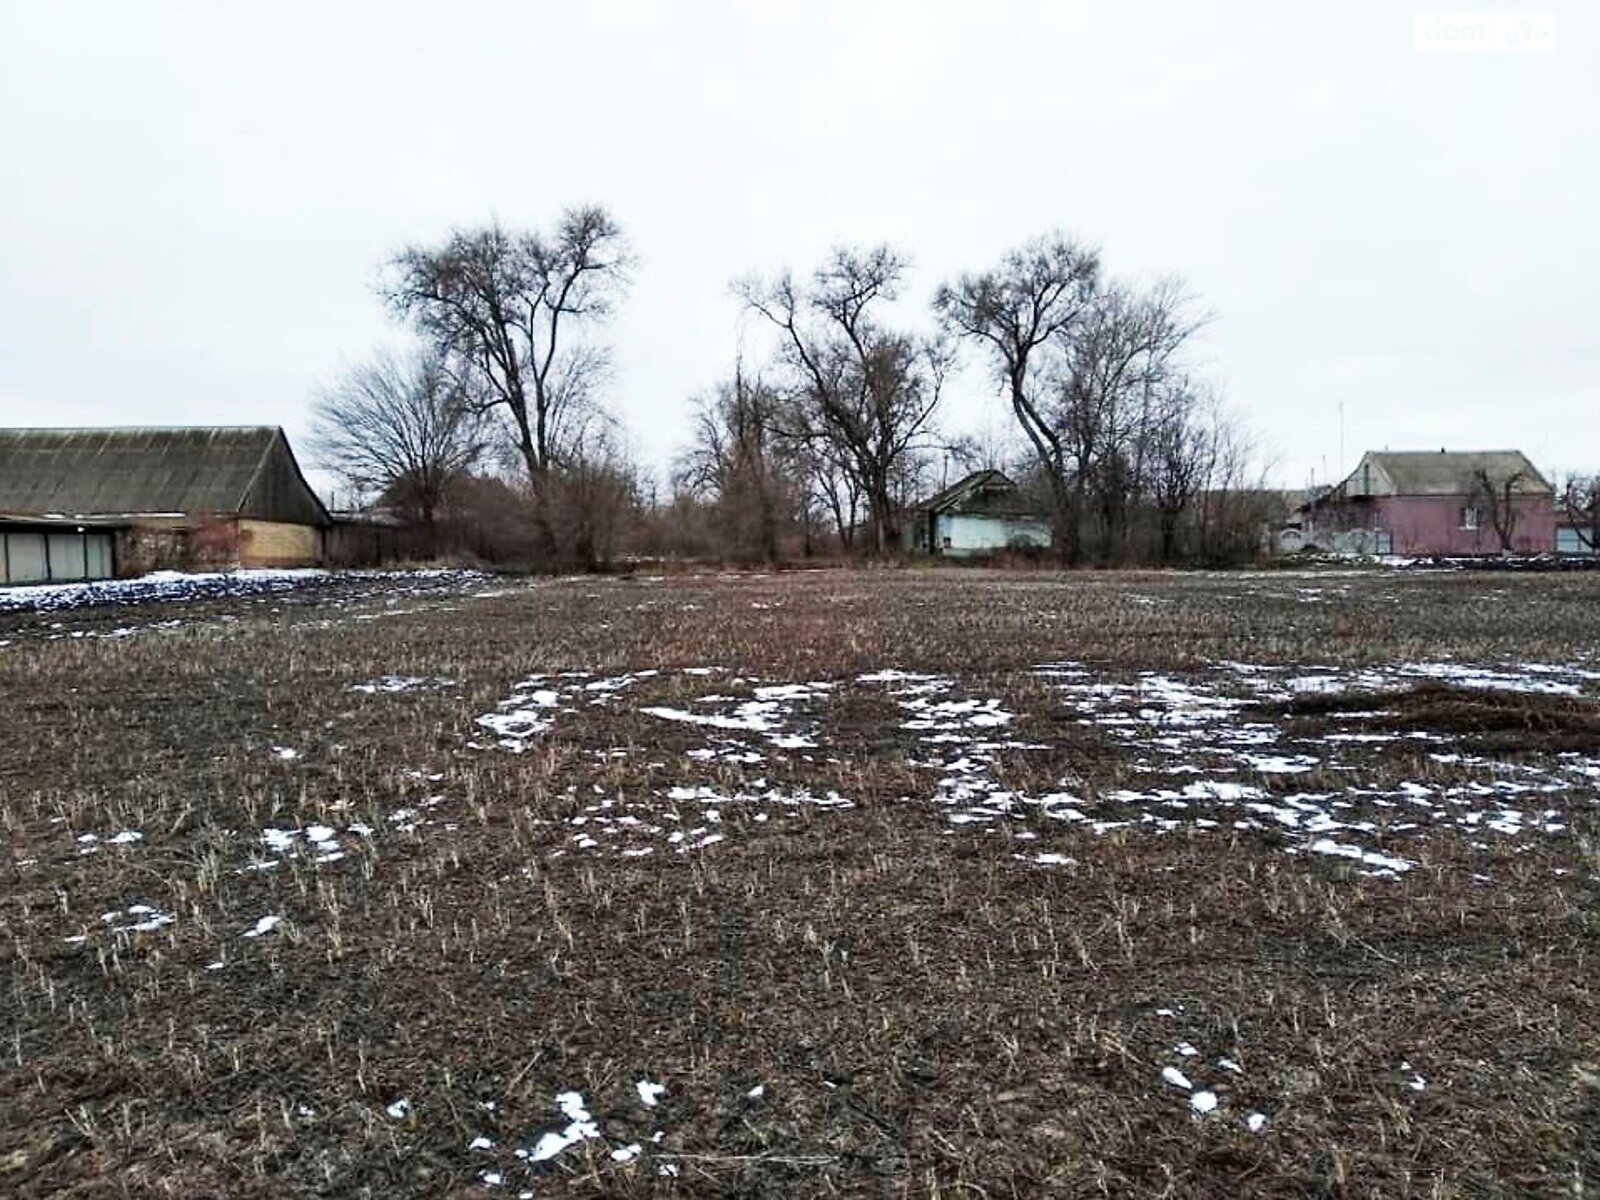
[741,245,942,554]
[310,349,491,525]
[1562,474,1600,552]
[384,208,631,485]
[934,235,1099,552]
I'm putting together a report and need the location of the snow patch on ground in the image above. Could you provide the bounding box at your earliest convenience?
[518,1092,600,1163]
[349,675,456,695]
[90,905,174,938]
[0,568,487,614]
[465,656,1597,879]
[1030,657,1600,877]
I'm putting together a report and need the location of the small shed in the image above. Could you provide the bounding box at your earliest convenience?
[0,426,331,582]
[904,470,1052,558]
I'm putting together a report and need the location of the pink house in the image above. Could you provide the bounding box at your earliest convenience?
[1304,450,1555,556]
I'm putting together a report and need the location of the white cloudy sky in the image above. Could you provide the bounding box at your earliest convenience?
[2,2,1594,496]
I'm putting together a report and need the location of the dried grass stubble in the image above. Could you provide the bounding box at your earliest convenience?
[3,568,1599,1195]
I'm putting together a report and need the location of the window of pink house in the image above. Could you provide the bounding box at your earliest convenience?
[1460,506,1480,530]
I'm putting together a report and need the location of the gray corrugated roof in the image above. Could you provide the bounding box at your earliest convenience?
[1353,450,1552,497]
[0,427,329,523]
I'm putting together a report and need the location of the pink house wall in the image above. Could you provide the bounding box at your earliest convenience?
[1375,496,1555,555]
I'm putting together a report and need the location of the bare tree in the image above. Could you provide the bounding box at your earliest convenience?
[552,436,641,569]
[385,208,630,484]
[1468,464,1531,553]
[1055,279,1201,560]
[741,246,948,555]
[1191,404,1272,564]
[803,435,865,550]
[937,238,1210,561]
[933,235,1100,554]
[675,366,808,561]
[943,419,1025,477]
[1147,379,1211,563]
[1562,474,1599,553]
[311,350,490,525]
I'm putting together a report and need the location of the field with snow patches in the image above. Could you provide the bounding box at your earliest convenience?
[2,566,1598,1196]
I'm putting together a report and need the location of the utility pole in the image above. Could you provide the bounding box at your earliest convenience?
[1338,401,1345,483]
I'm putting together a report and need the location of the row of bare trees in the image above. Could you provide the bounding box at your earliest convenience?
[668,247,954,560]
[312,209,1273,568]
[314,207,640,567]
[933,237,1266,563]
[673,235,1267,564]
[674,368,811,562]
[738,247,951,555]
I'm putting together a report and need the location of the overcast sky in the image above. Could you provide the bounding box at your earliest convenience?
[2,2,1594,497]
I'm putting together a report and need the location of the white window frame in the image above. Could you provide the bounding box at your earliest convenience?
[1460,506,1480,531]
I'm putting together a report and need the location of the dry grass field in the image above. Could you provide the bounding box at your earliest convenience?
[2,566,1598,1198]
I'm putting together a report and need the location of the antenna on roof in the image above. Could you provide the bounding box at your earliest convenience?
[1338,401,1345,484]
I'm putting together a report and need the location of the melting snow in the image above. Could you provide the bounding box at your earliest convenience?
[1022,852,1077,867]
[465,655,1597,881]
[81,905,175,938]
[0,567,486,615]
[1029,657,1597,877]
[1397,661,1581,696]
[349,675,455,695]
[1307,838,1413,876]
[254,823,355,868]
[521,1091,600,1163]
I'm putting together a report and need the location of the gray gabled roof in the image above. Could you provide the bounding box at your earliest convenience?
[1343,450,1552,498]
[0,426,331,525]
[911,470,1044,517]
